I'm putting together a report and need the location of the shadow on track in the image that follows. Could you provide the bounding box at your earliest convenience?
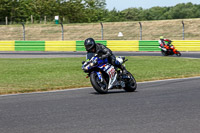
[90,90,138,95]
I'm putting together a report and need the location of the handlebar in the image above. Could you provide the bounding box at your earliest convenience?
[124,59,128,62]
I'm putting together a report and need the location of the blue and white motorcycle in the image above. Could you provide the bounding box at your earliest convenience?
[82,55,137,94]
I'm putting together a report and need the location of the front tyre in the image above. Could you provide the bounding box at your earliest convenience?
[123,72,137,92]
[90,72,108,94]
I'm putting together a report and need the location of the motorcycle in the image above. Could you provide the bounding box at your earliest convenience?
[82,55,137,94]
[159,41,181,56]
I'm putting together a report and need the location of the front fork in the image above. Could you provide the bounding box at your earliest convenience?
[95,71,104,82]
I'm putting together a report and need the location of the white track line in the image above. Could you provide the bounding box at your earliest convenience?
[1,76,200,97]
[0,87,91,97]
[137,76,200,84]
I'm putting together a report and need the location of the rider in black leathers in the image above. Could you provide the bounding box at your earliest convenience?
[84,38,128,75]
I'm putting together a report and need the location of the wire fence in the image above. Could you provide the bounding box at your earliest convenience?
[0,18,200,41]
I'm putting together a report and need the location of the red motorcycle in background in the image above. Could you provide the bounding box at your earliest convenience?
[159,41,181,56]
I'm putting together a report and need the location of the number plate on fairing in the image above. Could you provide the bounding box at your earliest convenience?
[106,66,116,80]
[106,65,118,89]
[99,64,118,89]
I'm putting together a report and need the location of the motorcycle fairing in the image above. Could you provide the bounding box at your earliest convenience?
[98,64,118,89]
[96,71,103,82]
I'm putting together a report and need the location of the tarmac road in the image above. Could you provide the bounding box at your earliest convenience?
[0,77,200,133]
[0,51,200,58]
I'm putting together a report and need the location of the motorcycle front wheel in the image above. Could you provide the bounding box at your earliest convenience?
[90,72,108,94]
[123,72,137,92]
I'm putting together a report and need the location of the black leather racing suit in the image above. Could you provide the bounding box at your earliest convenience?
[90,43,127,73]
[95,43,114,63]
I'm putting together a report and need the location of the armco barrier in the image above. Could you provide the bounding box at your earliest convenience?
[139,41,160,51]
[45,41,76,51]
[0,41,15,51]
[107,40,139,51]
[0,40,200,52]
[15,41,45,51]
[173,40,200,51]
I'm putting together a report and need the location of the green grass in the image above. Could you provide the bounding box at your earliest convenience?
[0,56,200,95]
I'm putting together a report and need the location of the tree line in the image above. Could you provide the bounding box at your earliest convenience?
[0,0,200,24]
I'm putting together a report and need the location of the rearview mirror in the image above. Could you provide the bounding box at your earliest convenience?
[82,61,85,64]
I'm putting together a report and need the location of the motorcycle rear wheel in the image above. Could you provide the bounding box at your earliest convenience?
[90,72,108,94]
[123,72,137,92]
[176,51,181,56]
[161,50,168,56]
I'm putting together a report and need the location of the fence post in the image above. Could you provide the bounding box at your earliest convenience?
[100,22,104,40]
[31,15,33,24]
[5,17,8,25]
[44,16,46,24]
[60,22,64,40]
[182,21,184,40]
[139,22,142,40]
[21,22,25,40]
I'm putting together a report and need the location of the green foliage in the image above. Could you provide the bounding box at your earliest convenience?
[0,1,200,24]
[168,3,200,19]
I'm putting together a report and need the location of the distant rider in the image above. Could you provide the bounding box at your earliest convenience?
[159,36,173,52]
[158,36,172,48]
[84,38,128,75]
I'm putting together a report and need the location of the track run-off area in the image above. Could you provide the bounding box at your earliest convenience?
[0,52,200,133]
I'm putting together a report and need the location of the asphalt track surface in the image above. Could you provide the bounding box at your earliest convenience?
[0,51,200,58]
[0,77,200,133]
[0,52,200,133]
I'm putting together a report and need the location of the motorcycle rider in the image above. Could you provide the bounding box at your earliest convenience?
[159,36,173,52]
[159,36,172,48]
[84,38,128,75]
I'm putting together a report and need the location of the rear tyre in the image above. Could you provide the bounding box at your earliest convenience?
[176,51,181,57]
[90,72,108,94]
[123,72,137,92]
[161,50,168,56]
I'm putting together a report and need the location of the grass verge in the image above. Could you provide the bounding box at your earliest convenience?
[0,56,200,95]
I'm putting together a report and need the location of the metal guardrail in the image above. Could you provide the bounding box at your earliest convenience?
[1,40,200,52]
